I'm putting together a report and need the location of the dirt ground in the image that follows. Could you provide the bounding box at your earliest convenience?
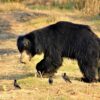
[0,3,100,100]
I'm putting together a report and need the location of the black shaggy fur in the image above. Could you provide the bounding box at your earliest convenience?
[17,21,100,83]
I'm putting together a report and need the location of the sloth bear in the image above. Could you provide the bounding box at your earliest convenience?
[17,21,100,83]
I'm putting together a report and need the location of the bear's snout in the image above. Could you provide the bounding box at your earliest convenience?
[20,50,31,64]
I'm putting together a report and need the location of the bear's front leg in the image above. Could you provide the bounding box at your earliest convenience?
[36,49,63,76]
[36,59,46,75]
[36,56,62,76]
[36,59,57,76]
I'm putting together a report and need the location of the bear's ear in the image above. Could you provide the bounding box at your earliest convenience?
[23,38,31,48]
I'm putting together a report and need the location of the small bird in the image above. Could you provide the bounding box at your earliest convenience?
[62,73,72,83]
[48,76,53,85]
[14,79,21,89]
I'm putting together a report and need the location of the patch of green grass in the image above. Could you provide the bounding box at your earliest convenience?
[18,77,50,90]
[30,2,74,11]
[90,15,100,24]
[60,59,79,73]
[55,2,74,10]
[30,5,51,10]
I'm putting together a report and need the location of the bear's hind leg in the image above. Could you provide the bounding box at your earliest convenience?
[78,62,97,83]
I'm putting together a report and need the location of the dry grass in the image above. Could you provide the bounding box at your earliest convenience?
[82,0,100,16]
[0,0,100,16]
[0,2,100,100]
[0,2,29,12]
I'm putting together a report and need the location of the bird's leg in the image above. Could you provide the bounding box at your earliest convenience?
[48,75,53,85]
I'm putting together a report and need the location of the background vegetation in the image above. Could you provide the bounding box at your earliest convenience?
[0,0,100,16]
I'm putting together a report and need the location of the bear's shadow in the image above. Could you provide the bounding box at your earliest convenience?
[0,73,35,80]
[0,73,81,82]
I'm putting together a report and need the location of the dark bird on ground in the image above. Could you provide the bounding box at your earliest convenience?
[48,76,53,85]
[14,79,21,89]
[62,73,72,83]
